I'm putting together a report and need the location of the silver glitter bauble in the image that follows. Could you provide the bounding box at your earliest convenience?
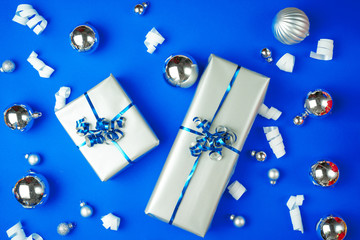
[57,222,75,236]
[230,215,245,228]
[4,104,42,132]
[261,48,273,63]
[268,168,280,185]
[294,89,333,126]
[134,2,149,15]
[272,7,310,45]
[0,60,15,73]
[12,171,49,208]
[316,215,347,240]
[164,54,199,88]
[251,150,267,162]
[25,153,41,166]
[311,160,339,187]
[70,24,99,53]
[80,201,93,218]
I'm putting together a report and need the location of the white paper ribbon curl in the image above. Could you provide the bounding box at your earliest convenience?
[258,104,282,120]
[54,87,71,111]
[287,195,305,233]
[227,180,246,200]
[144,28,165,54]
[276,53,295,73]
[12,4,47,35]
[310,39,334,61]
[101,213,120,231]
[27,51,54,78]
[263,126,286,158]
[7,222,43,240]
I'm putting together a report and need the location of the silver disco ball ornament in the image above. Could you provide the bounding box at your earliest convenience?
[272,7,310,45]
[316,215,347,240]
[4,104,42,132]
[163,54,199,88]
[0,60,16,73]
[311,160,339,187]
[12,171,49,208]
[70,24,99,53]
[293,89,333,126]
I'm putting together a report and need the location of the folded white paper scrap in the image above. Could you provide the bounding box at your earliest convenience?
[227,181,246,200]
[7,222,43,240]
[54,87,71,111]
[27,51,54,78]
[258,104,282,120]
[263,126,285,158]
[276,53,295,73]
[12,4,47,35]
[287,195,305,233]
[310,39,334,61]
[101,213,120,231]
[144,27,165,54]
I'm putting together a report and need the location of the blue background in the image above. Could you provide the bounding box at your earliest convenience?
[1,0,359,239]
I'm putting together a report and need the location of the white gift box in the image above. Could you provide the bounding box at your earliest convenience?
[56,74,159,181]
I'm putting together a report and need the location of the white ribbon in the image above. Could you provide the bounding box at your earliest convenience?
[227,180,246,200]
[263,126,286,158]
[144,28,165,54]
[55,87,71,111]
[287,195,305,233]
[101,213,120,231]
[310,39,334,61]
[276,53,295,73]
[258,104,282,120]
[12,4,47,35]
[7,222,43,240]
[27,51,54,78]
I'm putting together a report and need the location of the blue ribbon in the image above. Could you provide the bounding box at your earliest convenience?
[169,66,241,225]
[76,92,133,163]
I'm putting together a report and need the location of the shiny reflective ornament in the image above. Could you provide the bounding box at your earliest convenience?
[311,160,339,187]
[272,7,310,45]
[316,215,347,240]
[230,214,245,228]
[25,153,41,166]
[70,24,99,53]
[0,60,15,73]
[4,104,42,132]
[261,48,273,63]
[57,222,75,236]
[268,168,280,185]
[12,171,49,208]
[80,201,93,218]
[251,150,267,162]
[164,54,199,88]
[293,89,333,126]
[134,2,149,15]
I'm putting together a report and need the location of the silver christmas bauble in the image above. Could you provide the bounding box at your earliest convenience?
[251,150,267,162]
[268,168,280,185]
[311,160,339,187]
[80,202,93,218]
[261,48,273,63]
[0,60,15,73]
[4,104,42,132]
[25,153,41,166]
[272,7,310,45]
[57,222,75,236]
[164,54,199,88]
[230,215,245,228]
[134,2,149,15]
[70,24,99,53]
[12,171,49,208]
[316,215,347,240]
[294,89,333,126]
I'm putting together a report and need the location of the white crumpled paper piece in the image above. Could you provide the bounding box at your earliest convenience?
[54,87,71,112]
[12,4,47,35]
[101,213,120,231]
[258,103,282,120]
[276,53,295,73]
[263,126,285,158]
[144,28,165,54]
[7,222,43,240]
[287,195,305,233]
[227,180,246,200]
[310,39,334,61]
[27,51,54,78]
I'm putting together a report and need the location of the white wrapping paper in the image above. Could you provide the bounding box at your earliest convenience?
[55,74,159,181]
[145,55,270,237]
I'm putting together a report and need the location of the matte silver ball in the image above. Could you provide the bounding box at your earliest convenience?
[293,116,304,126]
[230,214,245,228]
[4,104,42,132]
[70,24,99,53]
[316,215,347,240]
[80,202,93,218]
[12,172,49,208]
[164,54,199,88]
[272,7,310,45]
[57,222,74,236]
[1,60,15,73]
[311,160,339,187]
[268,168,280,185]
[305,90,333,117]
[25,153,41,166]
